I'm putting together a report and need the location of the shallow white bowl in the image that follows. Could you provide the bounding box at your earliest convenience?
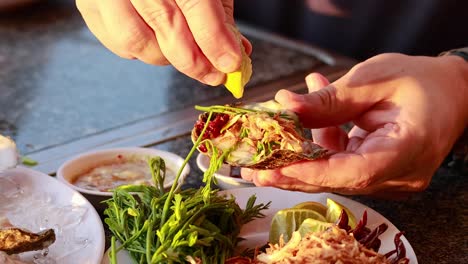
[196,153,254,190]
[1,166,105,263]
[57,147,190,213]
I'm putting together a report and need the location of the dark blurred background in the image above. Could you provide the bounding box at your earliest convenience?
[235,0,468,60]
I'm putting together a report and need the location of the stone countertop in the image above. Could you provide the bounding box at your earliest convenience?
[0,0,325,156]
[149,136,467,264]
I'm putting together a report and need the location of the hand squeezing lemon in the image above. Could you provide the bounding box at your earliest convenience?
[223,26,252,99]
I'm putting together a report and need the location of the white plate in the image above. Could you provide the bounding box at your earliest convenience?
[0,167,105,264]
[102,187,417,263]
[229,187,418,263]
[196,153,254,189]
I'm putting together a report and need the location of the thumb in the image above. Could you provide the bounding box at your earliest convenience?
[275,74,377,128]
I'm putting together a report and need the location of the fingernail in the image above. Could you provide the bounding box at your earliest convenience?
[203,72,224,85]
[216,53,239,73]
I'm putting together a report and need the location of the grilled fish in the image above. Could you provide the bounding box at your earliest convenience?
[0,228,56,255]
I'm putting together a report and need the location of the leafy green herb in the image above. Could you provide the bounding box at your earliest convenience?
[104,109,270,264]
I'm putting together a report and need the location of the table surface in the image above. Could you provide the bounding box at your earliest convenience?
[1,1,466,264]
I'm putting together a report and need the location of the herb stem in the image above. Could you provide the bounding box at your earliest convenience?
[146,220,154,264]
[195,105,257,115]
[110,236,117,264]
[157,112,214,247]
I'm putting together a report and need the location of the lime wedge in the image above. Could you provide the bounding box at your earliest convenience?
[224,26,252,99]
[326,198,357,229]
[292,201,327,217]
[297,218,333,237]
[269,208,327,244]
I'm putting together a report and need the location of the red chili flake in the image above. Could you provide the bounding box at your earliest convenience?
[198,144,207,153]
[193,113,230,140]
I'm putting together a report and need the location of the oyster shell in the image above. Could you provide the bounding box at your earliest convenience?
[0,228,56,255]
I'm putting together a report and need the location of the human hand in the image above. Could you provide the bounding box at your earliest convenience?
[242,53,468,198]
[76,0,252,86]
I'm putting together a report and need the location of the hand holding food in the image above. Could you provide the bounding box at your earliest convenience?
[242,53,468,198]
[76,0,253,87]
[192,101,328,169]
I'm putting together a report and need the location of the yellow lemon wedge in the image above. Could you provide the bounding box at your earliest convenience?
[224,26,252,99]
[325,198,357,229]
[269,208,327,244]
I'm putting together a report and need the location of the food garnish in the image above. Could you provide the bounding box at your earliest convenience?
[104,111,270,263]
[224,26,252,99]
[192,100,328,169]
[0,227,56,255]
[226,202,410,264]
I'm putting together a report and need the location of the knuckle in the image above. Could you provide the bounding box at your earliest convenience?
[355,177,373,189]
[223,4,234,17]
[175,55,210,78]
[140,3,178,29]
[175,0,202,13]
[194,25,221,47]
[176,59,204,78]
[315,87,337,112]
[175,56,197,73]
[116,28,149,56]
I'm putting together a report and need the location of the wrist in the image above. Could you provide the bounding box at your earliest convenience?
[438,54,468,170]
[440,54,468,125]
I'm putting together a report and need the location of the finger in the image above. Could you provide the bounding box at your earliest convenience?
[347,126,368,151]
[305,72,330,92]
[275,71,385,128]
[98,0,168,65]
[312,126,348,151]
[131,0,224,85]
[175,0,242,73]
[304,73,348,150]
[348,126,369,138]
[76,4,114,52]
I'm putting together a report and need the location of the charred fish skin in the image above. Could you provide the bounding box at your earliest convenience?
[0,228,56,255]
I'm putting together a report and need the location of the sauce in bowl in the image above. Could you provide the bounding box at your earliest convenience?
[72,155,176,192]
